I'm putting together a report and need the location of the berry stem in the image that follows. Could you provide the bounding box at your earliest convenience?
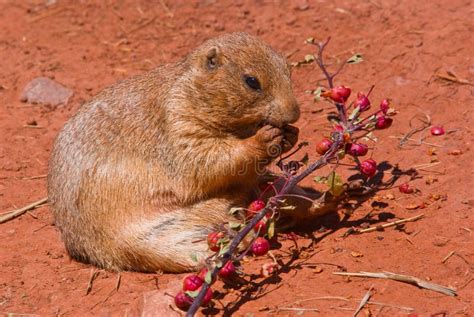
[185,134,344,316]
[313,37,348,124]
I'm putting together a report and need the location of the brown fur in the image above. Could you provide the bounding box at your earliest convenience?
[47,33,300,273]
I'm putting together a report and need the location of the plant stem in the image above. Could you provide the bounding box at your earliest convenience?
[186,36,346,316]
[185,202,275,316]
[185,134,343,317]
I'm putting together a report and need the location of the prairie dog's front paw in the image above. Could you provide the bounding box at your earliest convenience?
[254,125,284,158]
[282,125,299,153]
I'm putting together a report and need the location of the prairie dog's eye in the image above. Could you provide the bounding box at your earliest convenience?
[244,75,261,91]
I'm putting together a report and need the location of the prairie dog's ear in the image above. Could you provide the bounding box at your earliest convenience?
[205,47,221,70]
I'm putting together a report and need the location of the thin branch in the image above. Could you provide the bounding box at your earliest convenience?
[186,135,344,316]
[315,37,334,88]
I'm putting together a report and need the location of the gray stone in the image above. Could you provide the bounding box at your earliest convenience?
[21,77,73,106]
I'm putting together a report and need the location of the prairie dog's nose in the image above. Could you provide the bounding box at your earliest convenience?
[282,96,300,124]
[268,95,300,128]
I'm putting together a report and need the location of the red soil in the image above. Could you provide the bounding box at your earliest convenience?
[1,1,473,316]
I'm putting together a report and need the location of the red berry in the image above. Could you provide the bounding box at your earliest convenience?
[174,291,193,311]
[346,143,368,156]
[375,114,393,129]
[399,183,414,194]
[380,99,390,114]
[332,86,352,103]
[355,92,371,111]
[248,199,266,213]
[323,86,351,103]
[218,261,236,278]
[182,274,203,291]
[316,138,333,155]
[207,232,224,252]
[201,287,213,306]
[430,126,445,136]
[360,159,377,177]
[251,237,270,256]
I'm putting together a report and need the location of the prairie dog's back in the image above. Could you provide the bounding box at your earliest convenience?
[47,33,300,272]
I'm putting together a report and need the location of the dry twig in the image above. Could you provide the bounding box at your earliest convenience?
[333,271,457,296]
[353,214,424,234]
[274,307,320,313]
[398,113,431,148]
[442,251,456,264]
[353,287,372,317]
[0,197,48,224]
[22,174,47,180]
[435,72,472,86]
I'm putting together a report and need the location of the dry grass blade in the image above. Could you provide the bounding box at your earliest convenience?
[22,174,47,180]
[128,16,157,34]
[274,307,320,313]
[398,112,431,148]
[333,271,457,296]
[435,72,472,86]
[353,287,372,317]
[442,251,456,264]
[86,269,100,295]
[354,214,424,234]
[0,197,48,224]
[364,300,414,312]
[389,136,442,147]
[115,273,122,291]
[292,296,349,305]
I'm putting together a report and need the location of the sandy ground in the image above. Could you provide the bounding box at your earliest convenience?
[0,0,473,316]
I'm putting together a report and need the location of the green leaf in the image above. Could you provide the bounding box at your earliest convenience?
[313,87,323,101]
[346,53,363,64]
[229,222,242,230]
[267,219,275,239]
[217,237,230,246]
[204,269,213,284]
[326,171,345,197]
[314,175,327,183]
[218,244,230,256]
[185,290,200,298]
[228,207,243,215]
[348,107,360,121]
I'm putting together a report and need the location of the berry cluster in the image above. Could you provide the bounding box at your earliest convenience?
[174,199,273,311]
[179,37,398,316]
[317,85,394,177]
